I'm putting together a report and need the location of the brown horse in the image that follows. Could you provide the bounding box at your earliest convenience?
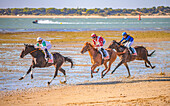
[19,44,73,85]
[81,42,117,78]
[108,40,155,77]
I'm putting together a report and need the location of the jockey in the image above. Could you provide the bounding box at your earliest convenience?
[91,33,109,59]
[35,37,53,63]
[119,32,137,55]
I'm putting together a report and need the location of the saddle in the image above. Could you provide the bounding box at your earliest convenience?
[48,53,54,63]
[99,49,110,60]
[43,51,54,63]
[128,47,137,55]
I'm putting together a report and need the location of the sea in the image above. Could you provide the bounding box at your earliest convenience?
[0,18,170,32]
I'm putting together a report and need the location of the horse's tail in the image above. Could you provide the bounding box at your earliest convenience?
[64,57,73,68]
[148,50,156,57]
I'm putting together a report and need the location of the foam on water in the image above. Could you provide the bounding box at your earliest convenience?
[37,20,170,25]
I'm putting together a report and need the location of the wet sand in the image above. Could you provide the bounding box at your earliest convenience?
[0,74,170,106]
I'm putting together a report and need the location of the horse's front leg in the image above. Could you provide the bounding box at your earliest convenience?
[91,70,93,78]
[91,63,99,78]
[101,62,107,78]
[102,60,114,78]
[123,63,131,78]
[19,65,33,80]
[111,60,124,74]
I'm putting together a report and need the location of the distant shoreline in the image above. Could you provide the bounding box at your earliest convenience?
[0,15,170,18]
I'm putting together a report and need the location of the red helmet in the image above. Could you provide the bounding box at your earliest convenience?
[91,33,96,38]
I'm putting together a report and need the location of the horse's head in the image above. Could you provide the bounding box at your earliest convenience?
[108,40,120,49]
[81,42,92,54]
[20,44,35,58]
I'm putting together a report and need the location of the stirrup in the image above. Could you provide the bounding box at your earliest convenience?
[132,53,137,55]
[48,59,53,63]
[104,55,109,59]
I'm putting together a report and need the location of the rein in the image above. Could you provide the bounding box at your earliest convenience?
[30,49,37,54]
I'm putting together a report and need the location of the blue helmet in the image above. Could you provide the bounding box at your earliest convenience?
[122,32,127,36]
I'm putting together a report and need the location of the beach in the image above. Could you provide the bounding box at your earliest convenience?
[0,73,170,106]
[0,30,170,105]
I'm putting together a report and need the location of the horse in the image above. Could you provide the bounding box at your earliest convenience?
[19,44,73,85]
[108,40,155,78]
[81,42,117,78]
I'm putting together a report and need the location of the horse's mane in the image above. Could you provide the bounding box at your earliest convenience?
[113,40,126,49]
[86,42,98,52]
[25,44,44,52]
[113,40,132,54]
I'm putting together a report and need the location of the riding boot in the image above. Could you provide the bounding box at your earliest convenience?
[129,47,134,54]
[99,48,104,65]
[45,48,50,58]
[101,48,106,57]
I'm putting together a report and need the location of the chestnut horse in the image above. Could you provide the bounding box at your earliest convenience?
[81,42,117,78]
[108,40,155,78]
[19,44,73,85]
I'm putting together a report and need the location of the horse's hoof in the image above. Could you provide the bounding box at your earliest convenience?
[60,81,66,84]
[127,76,131,78]
[97,68,100,73]
[152,66,156,69]
[101,74,104,78]
[19,77,24,80]
[47,82,50,85]
[146,65,150,68]
[31,75,33,79]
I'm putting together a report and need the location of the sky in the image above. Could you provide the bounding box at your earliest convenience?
[0,0,170,9]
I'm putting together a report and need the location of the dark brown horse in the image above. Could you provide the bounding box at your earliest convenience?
[108,40,155,77]
[81,42,117,78]
[19,44,73,85]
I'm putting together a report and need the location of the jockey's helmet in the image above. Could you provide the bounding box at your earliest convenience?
[37,37,43,42]
[122,32,127,36]
[91,33,97,38]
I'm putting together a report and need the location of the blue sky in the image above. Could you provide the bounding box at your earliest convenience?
[0,0,169,9]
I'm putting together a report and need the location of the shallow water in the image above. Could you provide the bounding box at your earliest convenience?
[0,41,169,91]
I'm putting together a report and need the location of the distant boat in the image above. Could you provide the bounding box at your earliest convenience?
[138,13,141,20]
[32,20,38,24]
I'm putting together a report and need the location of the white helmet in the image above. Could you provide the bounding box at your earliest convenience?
[37,37,43,42]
